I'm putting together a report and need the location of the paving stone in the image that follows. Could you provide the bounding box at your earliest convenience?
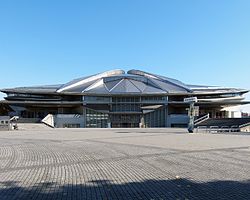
[0,128,250,199]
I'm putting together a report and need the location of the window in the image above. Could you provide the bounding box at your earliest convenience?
[84,96,110,102]
[63,124,80,128]
[86,109,109,128]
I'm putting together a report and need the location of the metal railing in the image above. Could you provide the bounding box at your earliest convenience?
[194,114,210,125]
[196,125,240,133]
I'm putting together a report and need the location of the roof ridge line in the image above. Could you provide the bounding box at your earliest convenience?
[109,78,125,92]
[127,79,142,92]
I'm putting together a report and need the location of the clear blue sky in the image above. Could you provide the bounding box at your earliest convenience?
[0,0,250,111]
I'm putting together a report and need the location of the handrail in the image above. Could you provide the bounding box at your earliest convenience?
[194,114,209,125]
[196,126,240,133]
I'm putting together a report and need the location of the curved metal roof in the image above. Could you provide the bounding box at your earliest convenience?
[1,69,248,96]
[56,69,192,94]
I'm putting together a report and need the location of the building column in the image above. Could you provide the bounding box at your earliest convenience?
[165,104,169,127]
[82,107,86,128]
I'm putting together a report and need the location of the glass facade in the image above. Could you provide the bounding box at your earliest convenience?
[85,96,167,128]
[84,96,110,102]
[111,97,141,112]
[112,104,140,112]
[110,114,140,128]
[141,96,167,102]
[112,97,140,103]
[144,107,166,127]
[86,108,109,128]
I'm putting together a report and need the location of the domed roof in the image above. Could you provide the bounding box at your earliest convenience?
[56,69,193,95]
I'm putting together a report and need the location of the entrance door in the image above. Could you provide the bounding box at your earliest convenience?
[110,114,141,128]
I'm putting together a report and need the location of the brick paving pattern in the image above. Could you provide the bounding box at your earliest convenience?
[0,128,250,200]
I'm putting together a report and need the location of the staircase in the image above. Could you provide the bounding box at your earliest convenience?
[195,118,250,133]
[196,118,250,128]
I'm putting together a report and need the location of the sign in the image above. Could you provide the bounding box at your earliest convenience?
[187,106,199,116]
[184,96,198,133]
[184,97,198,103]
[194,106,199,116]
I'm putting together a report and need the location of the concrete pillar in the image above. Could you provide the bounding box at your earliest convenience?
[82,107,86,128]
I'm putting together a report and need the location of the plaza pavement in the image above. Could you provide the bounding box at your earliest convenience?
[0,128,250,200]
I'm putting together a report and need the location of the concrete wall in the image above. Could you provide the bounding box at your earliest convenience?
[240,125,250,132]
[168,114,189,127]
[223,106,242,118]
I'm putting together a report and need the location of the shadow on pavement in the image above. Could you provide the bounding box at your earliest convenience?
[1,178,250,200]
